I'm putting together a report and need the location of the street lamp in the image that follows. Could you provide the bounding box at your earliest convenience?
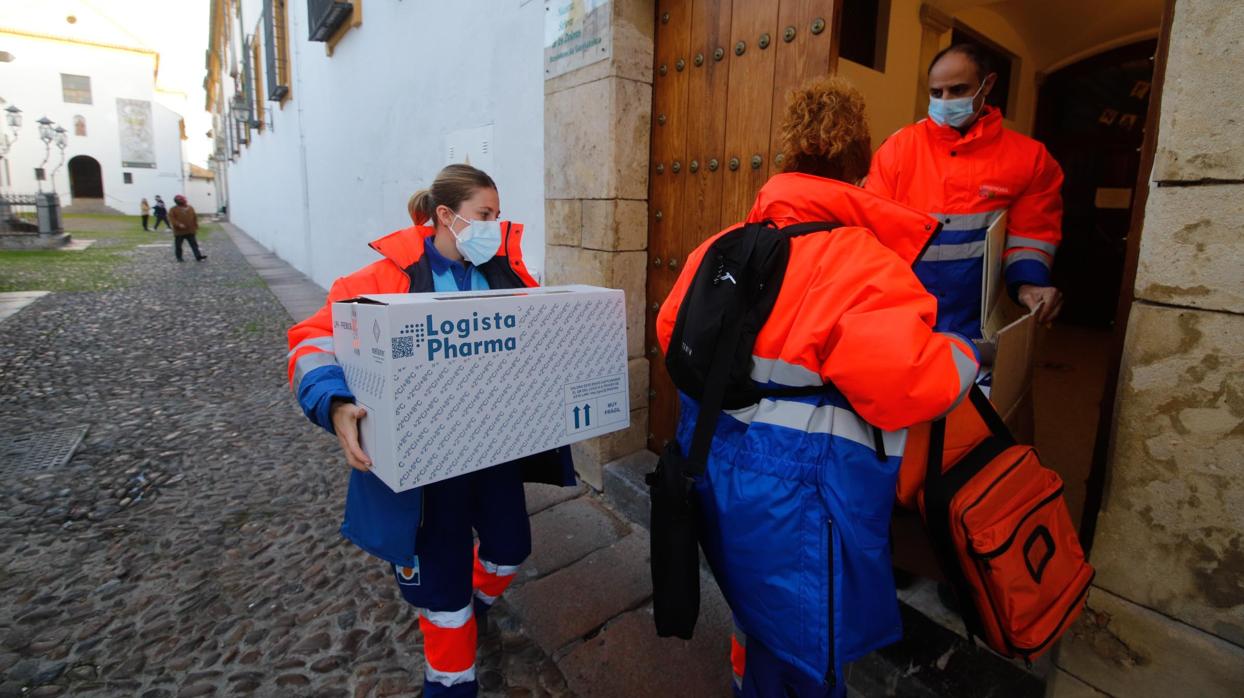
[0,104,19,155]
[0,104,20,189]
[50,126,68,192]
[35,116,54,192]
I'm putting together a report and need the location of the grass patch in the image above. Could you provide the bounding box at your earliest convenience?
[0,215,219,292]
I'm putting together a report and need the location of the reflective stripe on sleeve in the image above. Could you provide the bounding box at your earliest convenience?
[1003,249,1052,270]
[292,350,338,389]
[724,399,908,455]
[749,356,822,387]
[920,240,986,262]
[933,335,979,418]
[1005,234,1058,256]
[287,335,334,359]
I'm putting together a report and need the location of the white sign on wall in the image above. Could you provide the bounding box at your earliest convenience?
[117,98,156,169]
[544,0,611,80]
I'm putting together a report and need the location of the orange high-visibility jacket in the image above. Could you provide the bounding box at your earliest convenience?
[656,174,979,682]
[866,107,1064,338]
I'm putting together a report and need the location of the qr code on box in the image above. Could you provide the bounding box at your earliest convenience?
[391,336,414,359]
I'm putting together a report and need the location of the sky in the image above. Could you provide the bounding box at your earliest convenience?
[2,0,214,164]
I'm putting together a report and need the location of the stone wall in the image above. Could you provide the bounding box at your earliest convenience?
[1050,1,1244,695]
[543,0,654,489]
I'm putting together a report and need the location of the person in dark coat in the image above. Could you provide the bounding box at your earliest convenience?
[151,195,171,230]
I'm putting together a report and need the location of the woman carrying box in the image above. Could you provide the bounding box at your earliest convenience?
[287,164,574,698]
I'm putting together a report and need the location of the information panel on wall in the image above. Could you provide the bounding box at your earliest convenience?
[544,0,611,80]
[117,98,156,169]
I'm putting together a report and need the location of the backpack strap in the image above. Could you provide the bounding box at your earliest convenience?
[683,220,842,473]
[684,223,765,475]
[924,385,1017,640]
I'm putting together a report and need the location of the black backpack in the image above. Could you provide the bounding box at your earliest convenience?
[648,220,839,639]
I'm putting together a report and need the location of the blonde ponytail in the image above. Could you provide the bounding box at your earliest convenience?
[407,164,497,227]
[408,189,435,225]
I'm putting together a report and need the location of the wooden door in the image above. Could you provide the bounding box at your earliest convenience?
[646,0,843,452]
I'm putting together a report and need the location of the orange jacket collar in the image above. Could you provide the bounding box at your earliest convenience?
[923,105,1003,147]
[369,226,435,269]
[367,222,529,270]
[746,173,939,266]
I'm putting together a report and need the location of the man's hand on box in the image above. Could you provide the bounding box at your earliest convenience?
[331,400,372,472]
[1017,284,1064,325]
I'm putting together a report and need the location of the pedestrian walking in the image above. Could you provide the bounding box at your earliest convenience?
[140,198,150,231]
[654,76,979,697]
[168,195,206,262]
[287,164,574,698]
[151,195,170,230]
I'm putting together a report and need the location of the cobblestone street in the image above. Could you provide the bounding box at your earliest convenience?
[0,219,574,697]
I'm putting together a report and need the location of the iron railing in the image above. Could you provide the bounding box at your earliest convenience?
[0,193,38,232]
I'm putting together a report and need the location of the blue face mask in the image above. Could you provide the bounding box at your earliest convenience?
[450,213,503,265]
[928,80,987,128]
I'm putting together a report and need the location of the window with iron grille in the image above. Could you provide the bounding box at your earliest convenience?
[252,38,266,130]
[61,74,92,104]
[241,36,258,127]
[264,0,291,101]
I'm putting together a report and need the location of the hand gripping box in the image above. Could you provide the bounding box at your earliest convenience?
[331,285,629,493]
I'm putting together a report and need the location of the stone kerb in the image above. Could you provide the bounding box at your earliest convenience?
[544,0,655,490]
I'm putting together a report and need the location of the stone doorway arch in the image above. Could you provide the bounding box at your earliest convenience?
[68,155,104,199]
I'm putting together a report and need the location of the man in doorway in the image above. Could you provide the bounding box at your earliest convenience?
[865,43,1065,338]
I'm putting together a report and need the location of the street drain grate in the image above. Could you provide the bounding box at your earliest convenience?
[0,426,89,474]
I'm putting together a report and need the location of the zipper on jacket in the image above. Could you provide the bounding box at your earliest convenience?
[825,518,837,689]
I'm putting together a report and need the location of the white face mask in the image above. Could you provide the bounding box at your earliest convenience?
[928,80,988,128]
[449,213,502,265]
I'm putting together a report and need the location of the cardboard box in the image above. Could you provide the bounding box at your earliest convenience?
[979,211,1037,440]
[331,285,629,492]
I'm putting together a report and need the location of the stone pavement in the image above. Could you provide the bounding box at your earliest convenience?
[0,221,567,697]
[213,220,741,696]
[0,218,1045,697]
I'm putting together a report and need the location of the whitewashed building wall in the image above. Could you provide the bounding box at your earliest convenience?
[0,32,186,213]
[222,0,548,291]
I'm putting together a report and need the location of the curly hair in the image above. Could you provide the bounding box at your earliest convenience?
[778,75,872,183]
